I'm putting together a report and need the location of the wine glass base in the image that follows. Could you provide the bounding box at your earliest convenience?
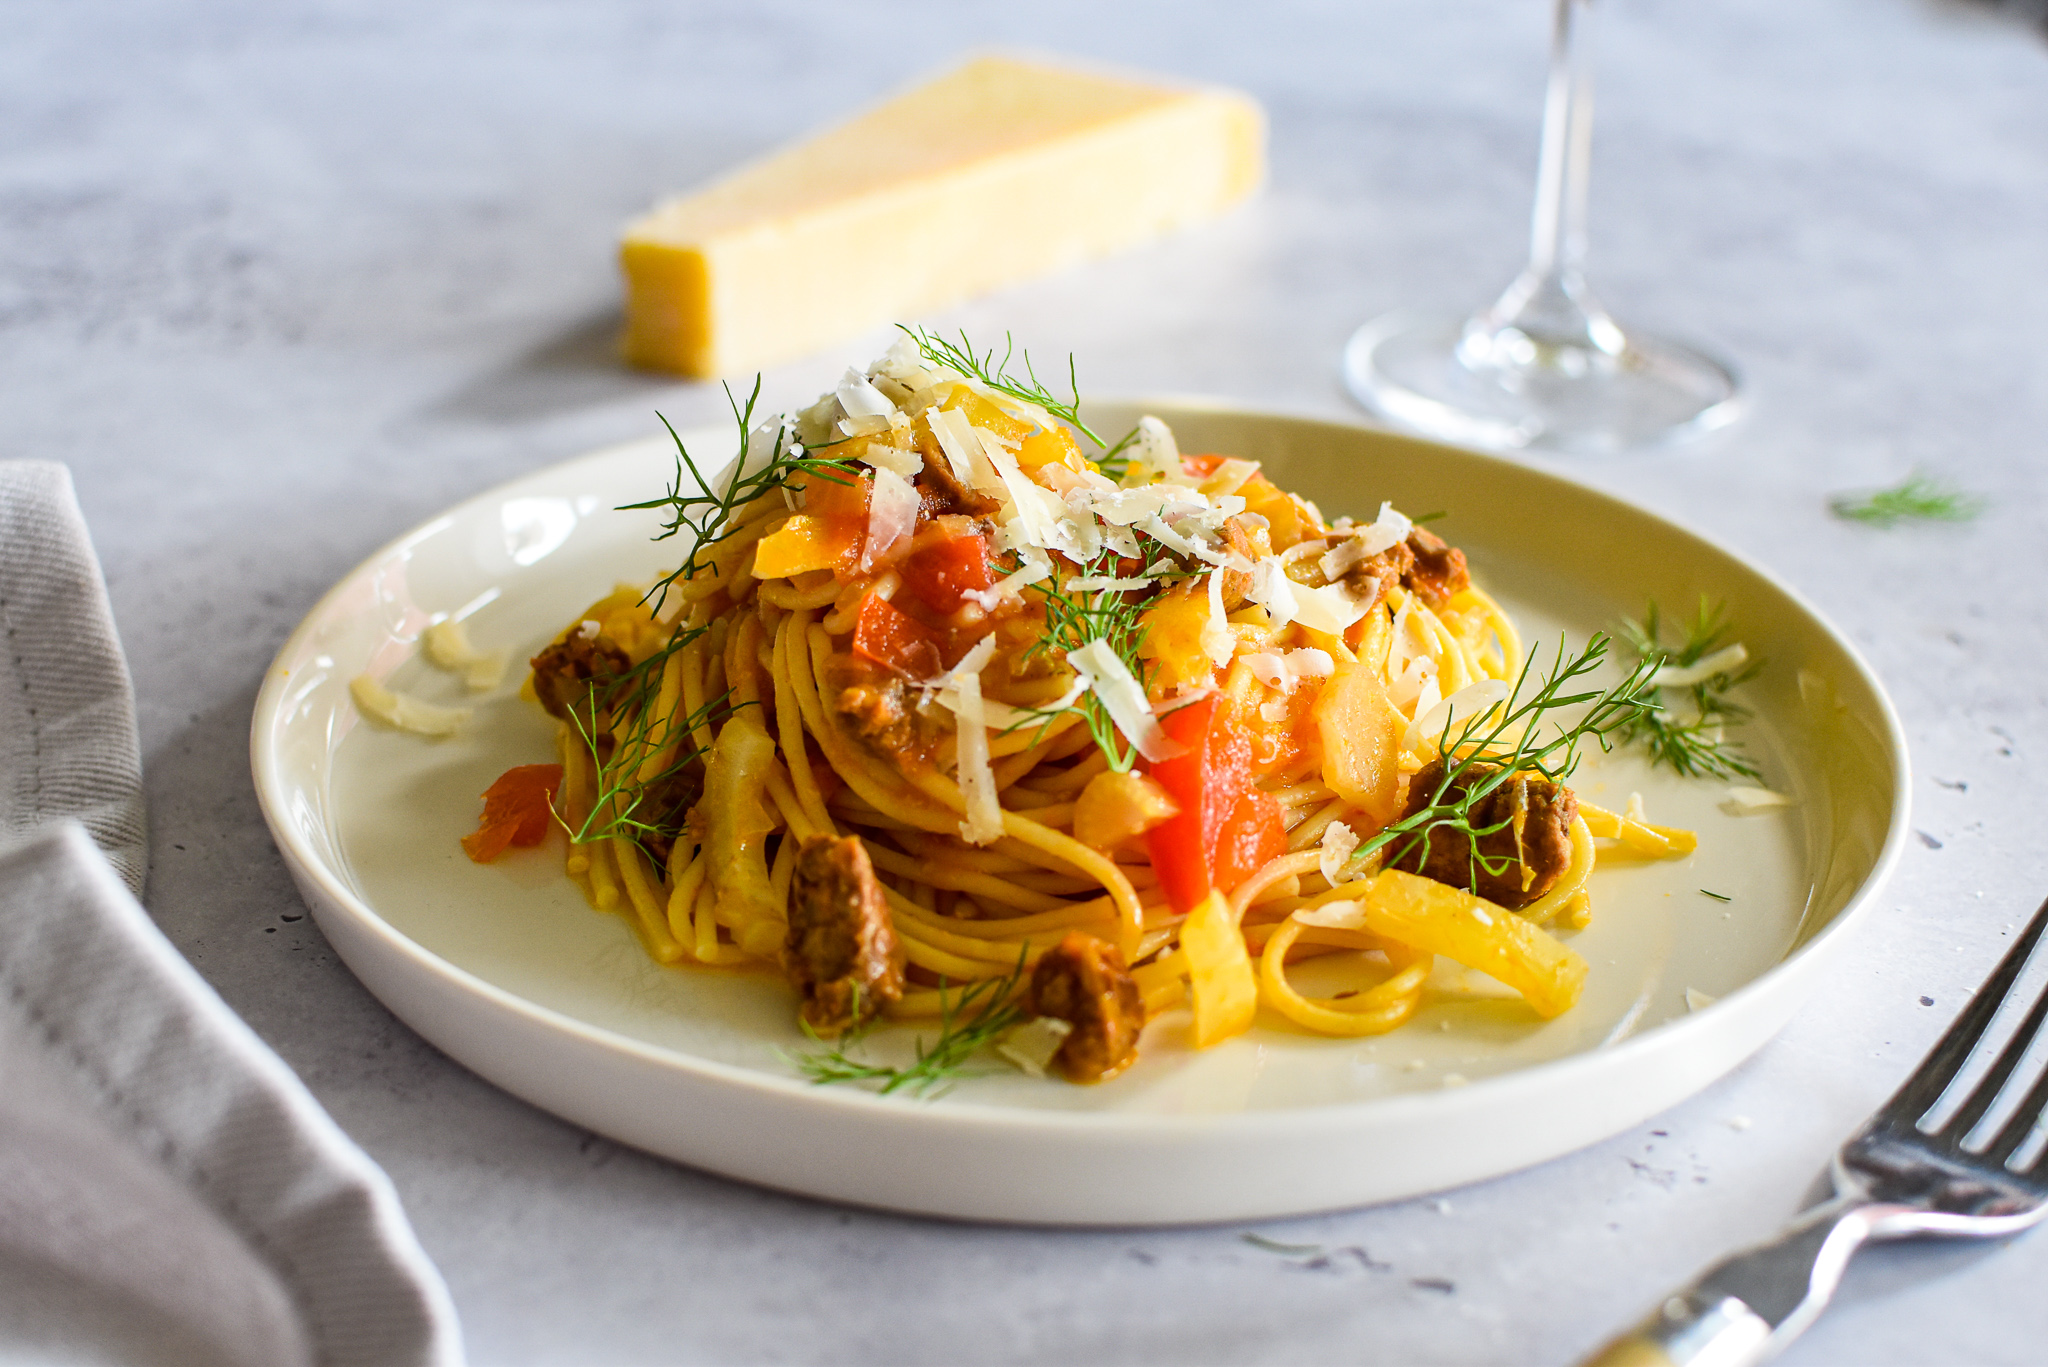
[1343,311,1742,456]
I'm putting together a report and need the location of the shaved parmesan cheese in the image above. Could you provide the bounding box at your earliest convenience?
[1318,820,1362,886]
[1065,575,1166,593]
[1197,457,1261,497]
[1128,415,1183,484]
[979,677,1087,732]
[1247,647,1337,693]
[1406,677,1508,751]
[1654,643,1749,687]
[422,619,509,693]
[1286,581,1368,635]
[1387,654,1437,709]
[1154,683,1215,716]
[996,1016,1074,1078]
[1725,786,1794,814]
[836,367,897,419]
[349,674,470,737]
[862,467,921,570]
[874,335,947,393]
[1356,502,1413,557]
[1201,569,1236,666]
[963,547,1052,611]
[927,405,1002,493]
[1318,534,1370,582]
[1388,599,1429,678]
[1258,700,1289,723]
[1068,639,1182,763]
[1293,899,1367,930]
[862,444,924,478]
[1245,556,1300,628]
[925,634,1003,844]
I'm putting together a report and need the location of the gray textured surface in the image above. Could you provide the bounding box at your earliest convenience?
[7,0,2046,1362]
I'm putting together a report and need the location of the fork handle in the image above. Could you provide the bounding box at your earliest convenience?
[1578,1197,1897,1367]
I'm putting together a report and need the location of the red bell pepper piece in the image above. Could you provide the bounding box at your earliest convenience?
[1144,695,1283,913]
[461,763,564,862]
[851,593,943,679]
[900,531,994,617]
[1216,789,1287,893]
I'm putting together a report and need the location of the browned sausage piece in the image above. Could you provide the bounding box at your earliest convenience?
[1387,760,1578,910]
[914,453,1001,519]
[1026,932,1145,1084]
[1402,527,1470,607]
[785,836,904,1036]
[529,630,631,720]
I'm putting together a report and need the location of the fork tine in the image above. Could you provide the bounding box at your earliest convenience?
[1882,896,2048,1125]
[1984,1052,2048,1174]
[1945,964,2048,1140]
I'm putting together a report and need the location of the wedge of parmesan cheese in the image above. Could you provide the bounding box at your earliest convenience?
[621,55,1265,377]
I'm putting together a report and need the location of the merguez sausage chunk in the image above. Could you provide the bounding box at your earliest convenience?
[785,836,904,1036]
[1388,760,1578,910]
[529,630,630,720]
[1401,527,1470,607]
[1026,932,1145,1083]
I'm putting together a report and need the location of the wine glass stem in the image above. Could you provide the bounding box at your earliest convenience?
[1528,0,1594,284]
[1463,0,1622,367]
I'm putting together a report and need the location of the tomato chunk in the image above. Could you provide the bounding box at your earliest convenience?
[900,532,994,617]
[1145,696,1265,913]
[851,593,943,679]
[462,763,564,862]
[1216,788,1286,892]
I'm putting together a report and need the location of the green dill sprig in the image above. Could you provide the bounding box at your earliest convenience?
[561,675,738,853]
[1092,425,1144,483]
[1016,549,1196,772]
[1357,635,1661,882]
[783,953,1031,1098]
[1616,598,1764,782]
[625,377,861,613]
[1829,473,1982,528]
[903,325,1109,450]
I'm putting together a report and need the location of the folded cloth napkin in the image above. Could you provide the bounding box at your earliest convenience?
[1,461,147,894]
[0,462,464,1367]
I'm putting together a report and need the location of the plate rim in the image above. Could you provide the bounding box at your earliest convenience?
[249,401,1912,1156]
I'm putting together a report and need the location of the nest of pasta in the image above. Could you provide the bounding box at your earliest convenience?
[474,334,1694,1085]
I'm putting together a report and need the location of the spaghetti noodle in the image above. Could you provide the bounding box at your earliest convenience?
[482,335,1694,1083]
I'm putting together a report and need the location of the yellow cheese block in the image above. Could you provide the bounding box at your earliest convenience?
[620,55,1265,377]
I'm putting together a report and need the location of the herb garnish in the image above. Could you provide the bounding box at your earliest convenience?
[1012,550,1193,771]
[904,326,1106,447]
[1699,889,1732,903]
[784,953,1031,1098]
[562,682,736,851]
[1829,473,1981,528]
[625,377,861,613]
[1616,599,1763,782]
[1355,635,1661,882]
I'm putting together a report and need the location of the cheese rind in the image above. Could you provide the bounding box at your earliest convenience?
[621,56,1266,377]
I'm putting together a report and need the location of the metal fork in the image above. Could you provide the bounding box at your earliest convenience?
[1582,896,2048,1367]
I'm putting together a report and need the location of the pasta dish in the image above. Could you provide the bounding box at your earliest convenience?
[461,334,1695,1085]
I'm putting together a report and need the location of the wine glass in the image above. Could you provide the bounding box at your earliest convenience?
[1343,0,1741,456]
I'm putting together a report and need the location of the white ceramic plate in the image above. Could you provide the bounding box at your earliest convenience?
[251,403,1908,1225]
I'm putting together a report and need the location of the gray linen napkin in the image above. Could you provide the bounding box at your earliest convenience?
[1,461,148,894]
[0,462,464,1367]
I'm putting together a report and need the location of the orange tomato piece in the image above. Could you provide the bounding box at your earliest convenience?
[461,763,564,863]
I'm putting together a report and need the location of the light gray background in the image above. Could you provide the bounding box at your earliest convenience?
[7,0,2047,1362]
